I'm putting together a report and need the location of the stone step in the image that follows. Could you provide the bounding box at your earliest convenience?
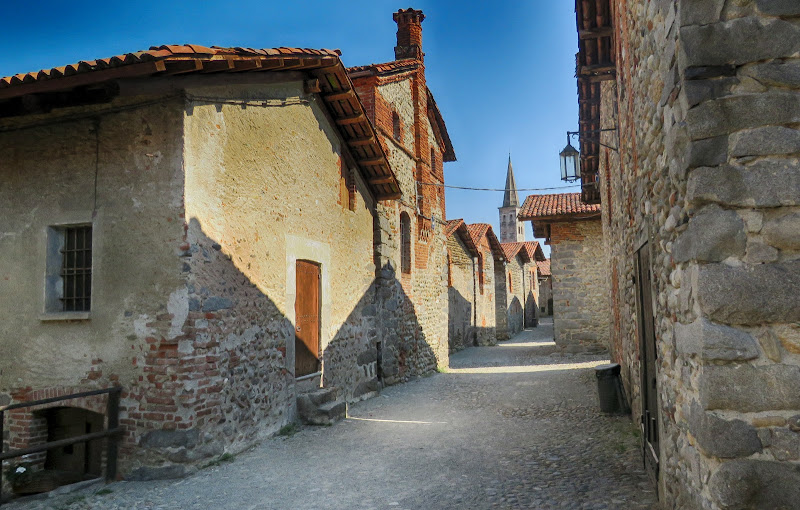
[296,387,346,426]
[301,387,339,406]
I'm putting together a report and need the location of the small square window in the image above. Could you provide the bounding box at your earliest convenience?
[45,225,92,313]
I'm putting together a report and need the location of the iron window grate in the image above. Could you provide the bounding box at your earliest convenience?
[60,226,92,312]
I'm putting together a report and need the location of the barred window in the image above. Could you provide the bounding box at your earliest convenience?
[60,226,92,312]
[45,224,92,314]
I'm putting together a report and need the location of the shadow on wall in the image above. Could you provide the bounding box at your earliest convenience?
[117,217,297,480]
[446,286,496,352]
[448,286,473,351]
[508,297,524,337]
[524,289,538,328]
[323,261,439,402]
[2,218,441,486]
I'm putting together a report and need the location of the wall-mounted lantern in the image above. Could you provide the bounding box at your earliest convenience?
[559,134,580,182]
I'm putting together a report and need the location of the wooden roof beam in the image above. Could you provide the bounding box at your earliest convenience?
[579,27,613,39]
[200,59,236,73]
[163,60,204,75]
[336,114,366,125]
[324,91,352,102]
[369,175,395,185]
[348,136,375,146]
[359,157,384,166]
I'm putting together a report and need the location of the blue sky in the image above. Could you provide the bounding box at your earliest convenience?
[1,0,580,255]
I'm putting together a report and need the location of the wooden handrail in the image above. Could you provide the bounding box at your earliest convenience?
[0,386,121,412]
[0,386,122,503]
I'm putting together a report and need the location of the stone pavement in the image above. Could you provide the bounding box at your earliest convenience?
[8,319,658,509]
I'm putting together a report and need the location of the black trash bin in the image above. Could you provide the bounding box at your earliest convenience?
[595,363,622,413]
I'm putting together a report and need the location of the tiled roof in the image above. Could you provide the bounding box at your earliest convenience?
[346,59,419,77]
[501,242,531,263]
[0,45,403,201]
[445,219,464,237]
[347,59,456,163]
[536,259,551,276]
[1,45,342,94]
[518,193,601,220]
[466,223,506,262]
[520,241,545,261]
[445,219,479,256]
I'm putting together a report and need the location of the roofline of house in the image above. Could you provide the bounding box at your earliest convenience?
[0,45,402,201]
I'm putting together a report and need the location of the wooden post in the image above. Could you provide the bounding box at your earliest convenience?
[105,389,120,482]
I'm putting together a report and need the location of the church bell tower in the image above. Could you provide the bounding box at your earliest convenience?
[499,155,525,243]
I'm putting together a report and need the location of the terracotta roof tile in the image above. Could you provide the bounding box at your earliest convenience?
[444,219,464,237]
[0,45,342,93]
[501,242,531,263]
[536,259,551,276]
[466,223,506,262]
[445,219,480,256]
[518,193,601,220]
[0,44,404,201]
[346,59,419,76]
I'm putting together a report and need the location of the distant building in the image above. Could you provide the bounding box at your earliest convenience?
[498,156,525,243]
[536,259,552,316]
[445,219,478,351]
[519,193,609,352]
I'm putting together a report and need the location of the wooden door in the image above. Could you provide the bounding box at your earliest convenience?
[635,243,659,484]
[295,260,321,377]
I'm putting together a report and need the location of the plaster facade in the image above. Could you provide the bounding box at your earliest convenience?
[0,68,434,485]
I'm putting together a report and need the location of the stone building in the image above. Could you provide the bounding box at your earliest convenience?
[0,8,455,488]
[445,219,482,351]
[465,223,507,343]
[574,0,800,507]
[536,259,553,316]
[502,241,546,328]
[519,193,609,352]
[349,7,456,383]
[499,155,526,243]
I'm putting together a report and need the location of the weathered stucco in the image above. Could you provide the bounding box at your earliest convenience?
[0,98,186,389]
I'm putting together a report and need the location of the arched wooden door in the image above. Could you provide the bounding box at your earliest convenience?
[295,260,321,377]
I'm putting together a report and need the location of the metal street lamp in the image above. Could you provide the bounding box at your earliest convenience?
[559,135,580,182]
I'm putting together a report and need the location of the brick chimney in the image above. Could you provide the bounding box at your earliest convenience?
[393,8,425,61]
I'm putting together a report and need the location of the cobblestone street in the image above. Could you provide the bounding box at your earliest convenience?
[9,319,658,510]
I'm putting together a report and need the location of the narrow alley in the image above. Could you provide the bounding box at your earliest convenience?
[10,320,657,510]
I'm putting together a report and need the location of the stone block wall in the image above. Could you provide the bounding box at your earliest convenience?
[601,0,800,507]
[474,238,498,346]
[523,262,539,327]
[550,220,610,352]
[505,255,526,337]
[447,234,476,351]
[358,64,451,378]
